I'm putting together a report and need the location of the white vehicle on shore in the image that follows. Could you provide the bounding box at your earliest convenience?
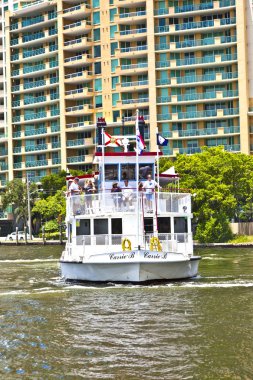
[6,231,34,241]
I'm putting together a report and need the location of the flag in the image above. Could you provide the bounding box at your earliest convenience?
[157,133,168,146]
[135,116,146,155]
[104,131,122,147]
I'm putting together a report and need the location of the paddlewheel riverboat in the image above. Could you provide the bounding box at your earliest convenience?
[60,152,201,283]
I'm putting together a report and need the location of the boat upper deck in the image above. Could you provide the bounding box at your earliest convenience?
[66,190,191,219]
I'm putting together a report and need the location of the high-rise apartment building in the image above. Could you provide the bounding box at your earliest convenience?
[0,0,252,184]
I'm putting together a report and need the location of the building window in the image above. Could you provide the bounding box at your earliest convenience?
[94,62,101,75]
[93,28,100,41]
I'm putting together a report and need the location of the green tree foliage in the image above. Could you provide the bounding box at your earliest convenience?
[32,190,66,222]
[159,147,253,243]
[2,179,39,225]
[40,171,67,199]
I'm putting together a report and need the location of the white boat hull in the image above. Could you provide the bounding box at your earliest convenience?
[60,250,201,283]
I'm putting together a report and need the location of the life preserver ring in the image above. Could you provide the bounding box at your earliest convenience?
[149,237,162,252]
[122,238,132,251]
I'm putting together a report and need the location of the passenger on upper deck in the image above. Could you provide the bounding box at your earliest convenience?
[111,182,122,211]
[122,180,133,211]
[69,177,81,196]
[84,179,96,213]
[143,175,161,212]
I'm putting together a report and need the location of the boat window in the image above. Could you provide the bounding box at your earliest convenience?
[111,218,122,234]
[105,164,118,180]
[121,164,135,180]
[157,217,171,233]
[76,219,90,235]
[144,218,153,233]
[174,217,187,233]
[94,219,108,235]
[139,164,153,180]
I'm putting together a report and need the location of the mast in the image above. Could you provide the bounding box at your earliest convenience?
[135,110,140,248]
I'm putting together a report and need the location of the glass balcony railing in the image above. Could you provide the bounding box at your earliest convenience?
[50,92,59,100]
[25,144,48,152]
[50,77,59,84]
[24,80,46,89]
[67,155,85,163]
[12,100,20,107]
[11,38,19,46]
[178,128,217,137]
[179,147,202,154]
[67,139,84,147]
[50,60,59,68]
[64,54,85,63]
[11,22,19,30]
[24,96,47,105]
[48,11,57,20]
[13,116,21,123]
[13,162,21,169]
[51,109,60,116]
[63,20,91,30]
[23,48,45,59]
[49,28,57,36]
[65,71,91,79]
[175,2,213,13]
[66,121,88,128]
[23,32,45,43]
[120,45,147,53]
[224,144,240,152]
[65,88,91,95]
[11,53,19,61]
[64,4,89,13]
[22,15,44,28]
[120,28,147,36]
[23,63,46,74]
[51,124,60,132]
[13,131,21,138]
[25,127,47,136]
[24,111,47,121]
[121,98,149,104]
[0,163,8,170]
[157,96,171,103]
[66,105,85,112]
[121,79,149,87]
[157,113,172,121]
[120,10,146,18]
[52,158,61,165]
[121,62,148,70]
[52,142,60,149]
[26,160,48,168]
[224,126,240,134]
[156,78,171,86]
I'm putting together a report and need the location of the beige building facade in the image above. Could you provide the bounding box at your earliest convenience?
[0,0,252,185]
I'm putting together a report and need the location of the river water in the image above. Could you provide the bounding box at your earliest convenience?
[0,246,253,379]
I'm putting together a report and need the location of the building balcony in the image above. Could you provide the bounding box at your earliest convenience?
[154,17,236,35]
[63,3,91,17]
[66,121,94,130]
[64,53,92,67]
[15,0,57,14]
[64,70,93,83]
[65,87,93,100]
[115,27,147,41]
[115,44,147,58]
[117,97,149,109]
[11,61,59,79]
[67,154,93,164]
[63,20,92,35]
[11,30,57,48]
[157,108,239,122]
[65,104,93,115]
[12,109,60,125]
[67,137,95,148]
[115,10,146,24]
[116,79,149,92]
[115,62,148,75]
[11,46,58,64]
[25,127,47,137]
[64,36,92,51]
[0,162,8,171]
[155,35,237,52]
[154,0,235,17]
[157,90,239,105]
[172,125,240,139]
[12,77,59,94]
[10,12,57,33]
[114,0,146,7]
[25,159,48,168]
[25,143,48,153]
[156,71,238,87]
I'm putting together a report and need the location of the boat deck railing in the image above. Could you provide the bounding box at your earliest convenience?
[67,191,191,217]
[68,232,193,256]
